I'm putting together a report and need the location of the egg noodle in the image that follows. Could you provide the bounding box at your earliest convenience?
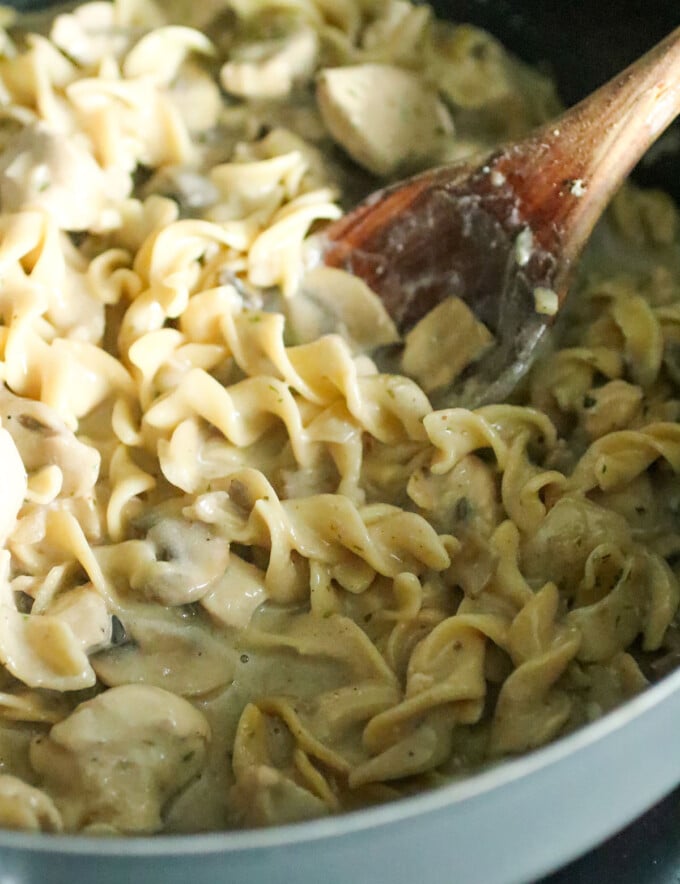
[0,0,677,834]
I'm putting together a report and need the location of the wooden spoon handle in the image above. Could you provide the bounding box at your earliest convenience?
[498,24,680,278]
[321,27,680,331]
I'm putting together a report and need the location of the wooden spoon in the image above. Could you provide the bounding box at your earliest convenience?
[318,26,680,406]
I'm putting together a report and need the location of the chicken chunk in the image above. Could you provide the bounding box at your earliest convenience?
[30,685,210,834]
[401,297,494,393]
[316,64,453,176]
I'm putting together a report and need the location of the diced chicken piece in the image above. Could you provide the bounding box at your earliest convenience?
[0,775,62,832]
[0,388,100,498]
[0,123,129,231]
[0,424,26,547]
[221,26,318,99]
[289,265,399,350]
[316,64,453,177]
[401,297,493,393]
[29,685,210,834]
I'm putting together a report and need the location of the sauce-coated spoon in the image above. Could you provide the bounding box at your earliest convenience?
[318,26,680,406]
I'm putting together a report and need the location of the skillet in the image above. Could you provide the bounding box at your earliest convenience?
[1,1,679,882]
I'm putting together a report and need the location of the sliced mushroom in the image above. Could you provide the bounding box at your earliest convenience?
[0,388,100,498]
[316,64,453,177]
[91,604,236,697]
[128,516,230,606]
[0,774,62,832]
[0,424,26,547]
[220,26,318,99]
[29,685,210,834]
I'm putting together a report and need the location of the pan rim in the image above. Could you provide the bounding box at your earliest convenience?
[0,663,678,857]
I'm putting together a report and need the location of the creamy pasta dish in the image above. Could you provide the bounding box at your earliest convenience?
[0,0,677,836]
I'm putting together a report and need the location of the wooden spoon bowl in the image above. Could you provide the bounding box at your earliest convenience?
[318,26,680,405]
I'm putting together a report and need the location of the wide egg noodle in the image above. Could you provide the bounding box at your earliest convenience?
[0,0,675,834]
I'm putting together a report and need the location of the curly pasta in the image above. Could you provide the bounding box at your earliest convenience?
[0,0,676,836]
